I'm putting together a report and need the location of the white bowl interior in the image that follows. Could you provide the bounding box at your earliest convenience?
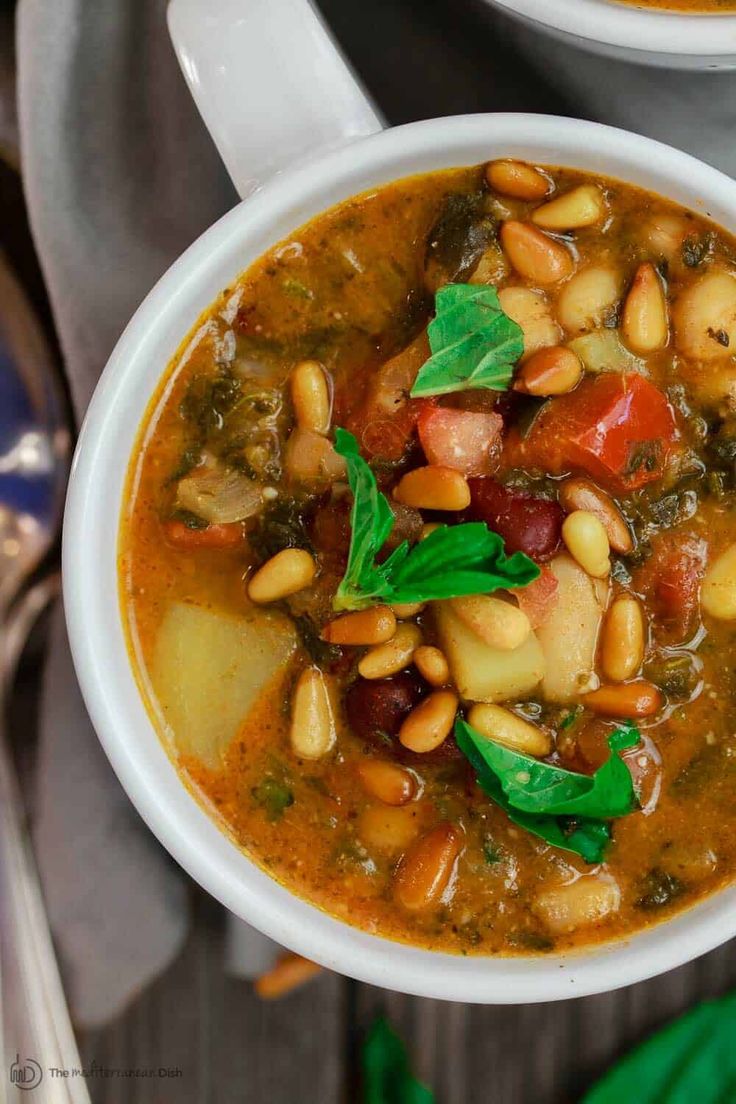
[487,0,736,57]
[64,113,736,1003]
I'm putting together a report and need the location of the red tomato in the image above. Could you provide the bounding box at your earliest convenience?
[504,373,679,494]
[342,331,429,461]
[467,479,563,561]
[417,404,503,477]
[163,519,245,549]
[634,533,706,637]
[513,565,559,628]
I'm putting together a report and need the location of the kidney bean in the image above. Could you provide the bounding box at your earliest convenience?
[467,479,563,561]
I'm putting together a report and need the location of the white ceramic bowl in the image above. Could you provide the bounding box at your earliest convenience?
[484,0,736,68]
[64,106,736,1003]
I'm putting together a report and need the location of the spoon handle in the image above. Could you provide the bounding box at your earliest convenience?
[0,581,90,1103]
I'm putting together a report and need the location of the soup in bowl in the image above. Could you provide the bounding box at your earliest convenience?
[483,0,736,67]
[65,113,736,1002]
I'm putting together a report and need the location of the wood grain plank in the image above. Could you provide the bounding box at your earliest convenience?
[78,893,347,1104]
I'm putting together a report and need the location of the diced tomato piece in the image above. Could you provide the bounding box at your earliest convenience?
[163,519,245,549]
[417,403,503,477]
[467,479,563,561]
[342,332,429,461]
[633,533,706,638]
[513,565,559,628]
[504,373,679,495]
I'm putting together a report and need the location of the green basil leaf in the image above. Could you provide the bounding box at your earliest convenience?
[583,991,736,1103]
[332,433,539,610]
[459,719,639,819]
[410,283,524,398]
[455,720,612,864]
[362,1017,435,1104]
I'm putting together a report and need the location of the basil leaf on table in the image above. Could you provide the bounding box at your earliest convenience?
[332,429,539,611]
[362,1017,435,1104]
[583,990,736,1103]
[455,719,640,864]
[410,283,524,398]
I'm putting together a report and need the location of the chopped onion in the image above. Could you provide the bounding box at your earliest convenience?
[284,428,347,485]
[176,466,264,523]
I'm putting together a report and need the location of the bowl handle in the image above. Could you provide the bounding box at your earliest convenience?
[167,0,384,200]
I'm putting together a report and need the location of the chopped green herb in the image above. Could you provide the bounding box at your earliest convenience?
[455,719,640,863]
[482,838,503,865]
[332,429,539,611]
[249,499,312,562]
[681,231,713,269]
[362,1017,435,1104]
[409,284,524,398]
[645,653,699,699]
[424,190,497,288]
[634,868,684,910]
[180,371,242,434]
[251,776,294,822]
[292,613,341,666]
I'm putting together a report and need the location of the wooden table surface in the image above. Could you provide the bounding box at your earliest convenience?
[9,0,736,1099]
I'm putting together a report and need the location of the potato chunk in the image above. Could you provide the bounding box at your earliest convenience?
[151,602,297,766]
[433,600,545,703]
[535,554,609,702]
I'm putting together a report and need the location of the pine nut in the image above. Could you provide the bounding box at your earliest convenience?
[290,667,337,759]
[358,623,422,679]
[394,466,471,511]
[556,265,621,334]
[582,679,663,717]
[621,263,669,355]
[254,953,322,999]
[498,287,561,361]
[393,823,461,910]
[321,606,397,646]
[562,510,611,578]
[450,594,531,651]
[674,270,736,362]
[248,548,317,603]
[558,478,633,554]
[485,159,551,201]
[413,645,450,687]
[290,359,331,434]
[644,212,689,262]
[702,541,736,620]
[357,805,421,852]
[513,345,582,396]
[390,601,426,618]
[500,221,574,285]
[531,184,606,231]
[399,690,458,753]
[601,596,645,682]
[467,703,552,757]
[357,760,417,806]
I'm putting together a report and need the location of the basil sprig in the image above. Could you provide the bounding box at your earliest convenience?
[455,719,640,864]
[583,991,736,1103]
[333,429,539,611]
[362,1017,435,1104]
[410,283,524,398]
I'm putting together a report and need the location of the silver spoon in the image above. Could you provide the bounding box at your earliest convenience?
[0,251,89,1103]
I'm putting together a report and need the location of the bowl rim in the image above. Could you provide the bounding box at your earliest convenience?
[486,0,736,57]
[64,112,736,1004]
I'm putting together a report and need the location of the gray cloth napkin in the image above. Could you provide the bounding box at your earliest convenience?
[16,0,279,1029]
